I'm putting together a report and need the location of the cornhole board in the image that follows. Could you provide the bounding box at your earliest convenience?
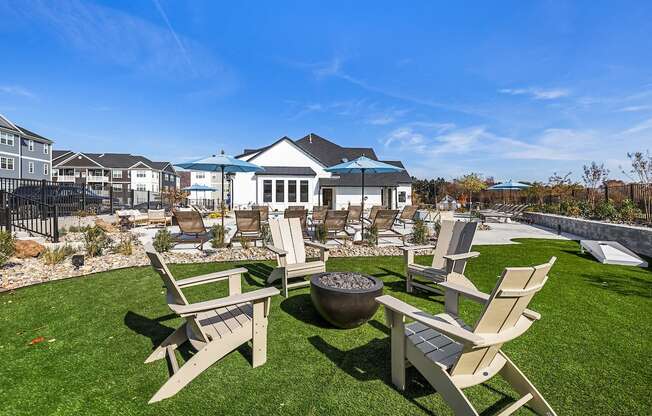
[580,240,648,267]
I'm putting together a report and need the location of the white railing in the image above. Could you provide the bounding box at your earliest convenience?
[55,175,76,182]
[87,175,109,182]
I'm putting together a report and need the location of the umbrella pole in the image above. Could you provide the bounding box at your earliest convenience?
[221,166,225,231]
[361,169,365,240]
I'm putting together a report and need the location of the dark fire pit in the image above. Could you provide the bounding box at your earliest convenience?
[310,272,383,329]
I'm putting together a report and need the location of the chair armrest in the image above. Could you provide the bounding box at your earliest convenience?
[305,241,330,251]
[443,251,480,262]
[437,282,541,320]
[171,287,280,316]
[176,267,248,288]
[376,295,484,346]
[400,244,436,253]
[265,245,287,256]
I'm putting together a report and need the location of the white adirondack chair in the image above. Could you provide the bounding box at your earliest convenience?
[266,217,330,297]
[402,220,479,293]
[144,245,279,403]
[376,257,557,416]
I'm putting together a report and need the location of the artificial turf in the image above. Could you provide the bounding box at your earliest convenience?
[0,238,650,415]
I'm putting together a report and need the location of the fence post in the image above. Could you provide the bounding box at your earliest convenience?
[604,185,609,201]
[40,179,47,219]
[630,183,635,201]
[130,189,134,209]
[109,187,114,214]
[82,180,87,211]
[147,191,151,210]
[52,205,59,243]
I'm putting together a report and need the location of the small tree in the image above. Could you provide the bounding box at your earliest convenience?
[582,162,609,209]
[548,172,575,213]
[456,173,487,215]
[622,151,652,222]
[525,181,546,205]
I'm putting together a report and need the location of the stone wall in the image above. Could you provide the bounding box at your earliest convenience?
[524,212,652,257]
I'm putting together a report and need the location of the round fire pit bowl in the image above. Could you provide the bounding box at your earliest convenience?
[310,272,384,329]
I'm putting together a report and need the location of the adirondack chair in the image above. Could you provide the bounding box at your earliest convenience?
[266,218,329,297]
[284,208,309,237]
[376,257,557,416]
[403,220,479,293]
[144,245,279,403]
[234,210,262,246]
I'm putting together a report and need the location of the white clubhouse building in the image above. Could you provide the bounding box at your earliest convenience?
[230,134,412,211]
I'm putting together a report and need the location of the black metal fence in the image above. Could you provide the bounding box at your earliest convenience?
[0,189,59,241]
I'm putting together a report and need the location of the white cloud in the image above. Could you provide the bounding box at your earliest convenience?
[499,87,570,100]
[622,117,652,135]
[618,105,652,112]
[0,85,36,99]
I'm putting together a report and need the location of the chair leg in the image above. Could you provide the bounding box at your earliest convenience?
[406,273,413,293]
[282,273,289,298]
[499,352,557,416]
[148,334,245,404]
[251,299,269,367]
[145,322,188,364]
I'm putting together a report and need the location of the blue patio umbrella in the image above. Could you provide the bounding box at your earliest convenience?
[176,152,264,229]
[488,180,530,203]
[182,184,217,207]
[325,156,404,237]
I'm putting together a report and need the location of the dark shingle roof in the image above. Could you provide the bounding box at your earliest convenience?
[0,115,54,143]
[53,151,176,174]
[255,166,316,176]
[15,125,53,143]
[318,160,412,187]
[294,133,377,166]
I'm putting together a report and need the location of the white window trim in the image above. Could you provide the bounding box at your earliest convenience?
[0,156,15,170]
[44,144,49,154]
[28,139,34,151]
[0,131,17,146]
[43,164,49,175]
[28,161,34,173]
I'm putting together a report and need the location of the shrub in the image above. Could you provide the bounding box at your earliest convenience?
[113,233,133,256]
[84,226,110,257]
[619,199,641,223]
[364,225,378,246]
[314,224,328,244]
[42,245,75,265]
[594,199,619,221]
[0,230,16,267]
[153,229,173,253]
[239,236,251,249]
[410,219,429,244]
[260,223,272,245]
[210,224,226,248]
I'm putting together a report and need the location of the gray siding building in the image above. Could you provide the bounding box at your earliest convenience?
[0,114,53,180]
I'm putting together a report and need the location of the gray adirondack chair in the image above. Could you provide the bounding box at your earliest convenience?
[403,220,479,293]
[376,257,558,416]
[266,217,330,297]
[144,245,279,403]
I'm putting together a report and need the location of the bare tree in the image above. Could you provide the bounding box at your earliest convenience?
[581,162,609,208]
[622,151,652,222]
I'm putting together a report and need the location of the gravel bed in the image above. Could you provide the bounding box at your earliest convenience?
[318,272,374,290]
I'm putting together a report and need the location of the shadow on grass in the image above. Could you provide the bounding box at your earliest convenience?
[240,263,274,287]
[583,272,652,298]
[280,293,331,328]
[124,311,194,362]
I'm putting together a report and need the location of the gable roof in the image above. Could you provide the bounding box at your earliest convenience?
[294,133,378,167]
[53,150,73,162]
[53,150,177,173]
[0,114,54,143]
[318,160,412,187]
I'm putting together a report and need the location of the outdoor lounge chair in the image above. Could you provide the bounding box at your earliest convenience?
[346,205,362,226]
[363,205,382,224]
[191,204,212,217]
[116,209,148,227]
[266,217,330,297]
[234,210,262,246]
[172,209,210,250]
[287,205,305,210]
[323,210,352,243]
[403,220,479,294]
[144,245,279,403]
[251,205,269,223]
[368,209,403,242]
[376,257,557,416]
[480,204,529,223]
[395,205,419,228]
[148,209,170,227]
[310,205,327,228]
[284,208,309,237]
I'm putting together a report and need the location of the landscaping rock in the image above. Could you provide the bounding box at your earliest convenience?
[318,272,374,290]
[14,240,46,259]
[95,219,118,233]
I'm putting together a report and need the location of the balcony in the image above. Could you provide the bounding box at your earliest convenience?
[55,175,76,182]
[86,175,109,182]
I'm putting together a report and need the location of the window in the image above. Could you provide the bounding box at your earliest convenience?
[300,180,309,202]
[28,162,34,173]
[195,172,205,179]
[28,140,34,151]
[43,164,49,175]
[398,191,406,203]
[263,180,272,202]
[288,180,297,202]
[136,170,146,178]
[112,170,122,179]
[136,184,146,191]
[44,144,49,154]
[0,156,15,170]
[275,180,284,202]
[0,131,16,146]
[112,183,123,191]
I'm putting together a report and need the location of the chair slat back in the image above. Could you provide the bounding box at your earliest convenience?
[145,244,189,306]
[367,205,381,222]
[312,206,327,221]
[149,209,165,219]
[346,205,362,223]
[372,209,399,231]
[287,205,305,210]
[174,209,205,234]
[236,210,261,233]
[252,205,269,222]
[399,205,418,220]
[284,209,308,231]
[325,210,348,231]
[450,258,556,377]
[431,221,477,273]
[269,218,306,265]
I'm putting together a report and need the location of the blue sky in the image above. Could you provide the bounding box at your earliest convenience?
[1,1,651,181]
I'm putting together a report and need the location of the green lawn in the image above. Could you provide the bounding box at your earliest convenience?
[0,239,650,415]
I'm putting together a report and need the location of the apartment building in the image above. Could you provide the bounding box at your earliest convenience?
[0,114,53,180]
